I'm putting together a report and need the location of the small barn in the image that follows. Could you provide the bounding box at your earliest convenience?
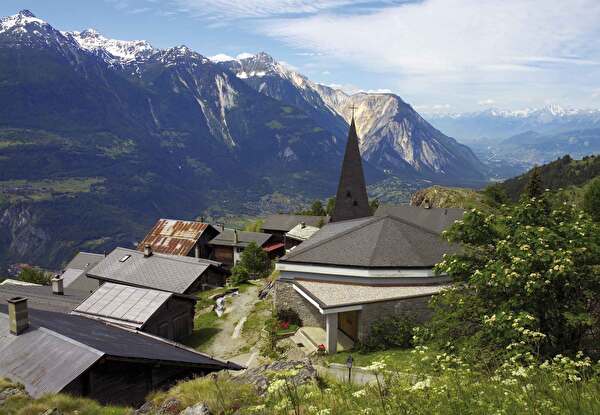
[261,214,328,243]
[208,228,280,267]
[87,247,228,295]
[0,300,242,406]
[72,282,196,341]
[137,219,220,259]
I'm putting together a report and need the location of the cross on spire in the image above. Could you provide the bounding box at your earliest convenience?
[349,104,358,119]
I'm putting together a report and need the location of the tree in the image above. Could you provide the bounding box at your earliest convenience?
[230,265,250,285]
[19,267,52,285]
[524,166,544,198]
[238,242,272,278]
[369,198,380,214]
[583,177,600,222]
[430,196,600,363]
[309,200,326,216]
[482,183,509,207]
[325,197,336,216]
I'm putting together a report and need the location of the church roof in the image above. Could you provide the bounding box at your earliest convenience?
[330,118,371,223]
[280,215,457,268]
[261,214,328,232]
[375,205,464,234]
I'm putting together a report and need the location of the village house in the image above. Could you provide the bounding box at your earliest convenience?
[60,251,105,293]
[72,282,196,341]
[274,118,459,353]
[284,222,320,251]
[0,299,242,406]
[87,246,228,294]
[138,218,220,259]
[0,278,88,313]
[261,214,328,243]
[208,228,282,267]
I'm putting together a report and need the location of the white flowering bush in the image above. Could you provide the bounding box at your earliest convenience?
[430,195,600,364]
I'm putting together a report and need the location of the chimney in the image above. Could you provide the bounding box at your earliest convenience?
[301,222,306,228]
[144,244,153,257]
[233,229,239,244]
[51,275,64,295]
[8,297,28,335]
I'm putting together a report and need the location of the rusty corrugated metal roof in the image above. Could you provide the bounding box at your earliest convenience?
[138,219,210,256]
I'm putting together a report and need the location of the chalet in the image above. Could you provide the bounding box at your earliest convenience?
[87,246,228,295]
[284,222,320,250]
[261,214,328,243]
[274,118,459,353]
[138,219,220,258]
[60,251,105,293]
[0,299,242,406]
[72,282,196,341]
[208,228,282,267]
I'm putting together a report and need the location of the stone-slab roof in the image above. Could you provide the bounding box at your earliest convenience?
[286,223,320,242]
[65,252,105,271]
[209,228,271,248]
[0,283,87,313]
[294,280,447,309]
[87,247,219,294]
[281,215,457,268]
[72,283,174,329]
[375,205,464,234]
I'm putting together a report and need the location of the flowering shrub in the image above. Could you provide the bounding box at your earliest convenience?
[430,195,600,363]
[279,321,290,330]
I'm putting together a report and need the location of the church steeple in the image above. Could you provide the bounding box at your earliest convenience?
[330,117,371,223]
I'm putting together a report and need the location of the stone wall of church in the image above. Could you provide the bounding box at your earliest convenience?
[357,296,434,341]
[273,280,325,328]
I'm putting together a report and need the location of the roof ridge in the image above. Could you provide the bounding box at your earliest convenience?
[368,219,389,267]
[284,216,383,260]
[382,214,444,237]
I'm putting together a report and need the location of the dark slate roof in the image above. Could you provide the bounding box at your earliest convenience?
[330,118,371,222]
[261,214,328,232]
[65,252,106,271]
[137,219,218,256]
[375,205,465,234]
[0,283,87,313]
[281,215,458,268]
[209,228,272,248]
[0,305,242,397]
[87,247,222,294]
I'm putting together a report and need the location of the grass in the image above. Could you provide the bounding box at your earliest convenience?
[326,348,427,372]
[276,323,298,337]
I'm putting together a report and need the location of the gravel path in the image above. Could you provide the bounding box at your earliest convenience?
[203,284,260,359]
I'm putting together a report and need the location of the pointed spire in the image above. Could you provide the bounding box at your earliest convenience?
[330,117,371,223]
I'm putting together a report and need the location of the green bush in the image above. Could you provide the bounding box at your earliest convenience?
[360,315,415,351]
[276,308,302,326]
[230,265,250,285]
[19,267,51,285]
[238,242,272,278]
[583,177,600,221]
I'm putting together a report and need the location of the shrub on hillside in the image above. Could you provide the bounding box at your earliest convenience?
[19,267,51,285]
[430,194,600,364]
[583,177,600,222]
[230,265,250,285]
[360,315,415,351]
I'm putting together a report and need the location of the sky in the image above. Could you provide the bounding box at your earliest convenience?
[1,0,600,113]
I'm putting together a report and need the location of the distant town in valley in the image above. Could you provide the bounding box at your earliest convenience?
[0,5,599,415]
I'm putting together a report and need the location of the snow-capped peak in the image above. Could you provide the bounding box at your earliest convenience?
[0,9,49,34]
[69,28,154,63]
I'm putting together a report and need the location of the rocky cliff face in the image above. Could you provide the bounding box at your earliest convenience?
[220,53,486,183]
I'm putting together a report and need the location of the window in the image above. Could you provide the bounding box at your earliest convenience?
[119,255,131,262]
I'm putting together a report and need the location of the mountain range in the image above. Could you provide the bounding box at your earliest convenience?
[0,10,485,272]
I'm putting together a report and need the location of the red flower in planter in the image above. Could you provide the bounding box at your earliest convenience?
[280,321,290,329]
[317,344,326,352]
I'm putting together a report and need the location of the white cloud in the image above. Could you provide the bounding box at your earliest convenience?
[478,99,495,106]
[264,0,600,78]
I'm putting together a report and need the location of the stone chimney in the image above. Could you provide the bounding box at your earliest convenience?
[144,244,153,257]
[8,297,28,335]
[233,229,239,244]
[51,275,64,295]
[300,222,306,228]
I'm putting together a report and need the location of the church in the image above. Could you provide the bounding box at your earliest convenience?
[274,118,460,353]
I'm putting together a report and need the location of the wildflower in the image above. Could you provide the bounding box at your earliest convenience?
[366,360,387,372]
[352,389,367,398]
[267,379,286,394]
[410,378,431,391]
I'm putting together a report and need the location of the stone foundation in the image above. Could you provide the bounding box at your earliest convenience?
[274,280,324,328]
[358,296,433,341]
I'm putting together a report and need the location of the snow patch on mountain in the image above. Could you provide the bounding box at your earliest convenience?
[0,9,46,34]
[69,28,154,63]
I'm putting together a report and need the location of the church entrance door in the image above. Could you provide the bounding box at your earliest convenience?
[338,310,359,341]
